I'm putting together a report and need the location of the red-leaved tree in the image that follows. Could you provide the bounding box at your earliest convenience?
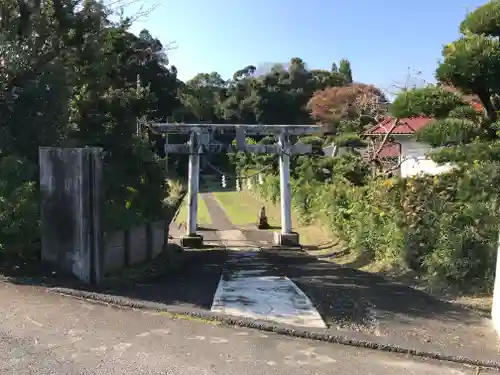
[306,83,388,133]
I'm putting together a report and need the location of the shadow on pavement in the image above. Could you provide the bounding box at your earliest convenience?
[261,247,483,327]
[97,248,228,310]
[2,246,228,311]
[259,247,499,361]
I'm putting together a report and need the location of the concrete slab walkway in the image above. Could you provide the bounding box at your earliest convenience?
[211,230,326,328]
[201,196,326,329]
[212,258,326,328]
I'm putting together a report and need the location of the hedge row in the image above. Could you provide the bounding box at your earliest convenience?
[255,163,500,292]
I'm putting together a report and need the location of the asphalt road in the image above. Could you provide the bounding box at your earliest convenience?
[0,282,494,375]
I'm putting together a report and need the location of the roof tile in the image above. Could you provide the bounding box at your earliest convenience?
[365,117,435,135]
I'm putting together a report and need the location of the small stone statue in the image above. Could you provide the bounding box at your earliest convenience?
[257,206,270,229]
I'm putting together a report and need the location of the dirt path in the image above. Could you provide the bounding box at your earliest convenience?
[201,192,235,230]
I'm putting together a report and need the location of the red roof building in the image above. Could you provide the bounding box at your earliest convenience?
[364,116,435,136]
[363,117,436,160]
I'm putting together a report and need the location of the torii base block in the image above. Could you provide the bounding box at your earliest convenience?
[180,234,204,248]
[273,231,300,247]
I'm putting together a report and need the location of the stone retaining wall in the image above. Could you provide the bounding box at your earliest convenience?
[104,220,167,273]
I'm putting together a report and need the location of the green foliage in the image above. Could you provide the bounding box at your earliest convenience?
[436,33,500,124]
[430,140,500,164]
[291,179,322,225]
[334,132,367,148]
[330,153,370,186]
[437,34,500,95]
[460,0,500,37]
[0,0,183,263]
[448,105,485,122]
[415,118,481,147]
[257,164,500,291]
[390,86,466,119]
[296,136,324,154]
[257,175,281,204]
[397,165,500,288]
[0,156,39,260]
[339,59,353,84]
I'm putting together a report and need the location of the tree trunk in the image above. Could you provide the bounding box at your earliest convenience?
[477,91,498,137]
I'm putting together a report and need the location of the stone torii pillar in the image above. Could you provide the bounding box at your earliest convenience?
[275,131,296,246]
[184,131,203,247]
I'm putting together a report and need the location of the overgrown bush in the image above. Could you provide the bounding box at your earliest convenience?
[0,156,40,261]
[258,175,280,204]
[256,161,500,292]
[396,163,500,290]
[103,140,172,232]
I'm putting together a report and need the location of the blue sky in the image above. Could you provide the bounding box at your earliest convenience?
[126,0,486,93]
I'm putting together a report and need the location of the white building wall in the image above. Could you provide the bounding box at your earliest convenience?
[397,138,453,178]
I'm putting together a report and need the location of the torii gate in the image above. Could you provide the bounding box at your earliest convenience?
[151,123,321,247]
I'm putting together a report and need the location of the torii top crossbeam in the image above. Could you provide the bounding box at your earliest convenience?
[151,123,322,135]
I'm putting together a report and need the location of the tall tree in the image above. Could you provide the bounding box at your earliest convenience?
[396,0,500,164]
[436,0,500,128]
[390,86,469,119]
[339,59,353,84]
[307,83,388,133]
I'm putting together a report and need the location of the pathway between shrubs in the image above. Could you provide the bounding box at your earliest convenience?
[210,192,500,365]
[202,192,327,329]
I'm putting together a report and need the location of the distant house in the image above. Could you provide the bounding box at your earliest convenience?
[364,117,454,178]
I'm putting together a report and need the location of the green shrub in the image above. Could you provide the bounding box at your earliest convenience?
[291,179,321,225]
[103,140,173,232]
[415,118,481,146]
[0,156,40,261]
[390,86,466,119]
[257,161,500,292]
[257,175,280,204]
[396,164,500,290]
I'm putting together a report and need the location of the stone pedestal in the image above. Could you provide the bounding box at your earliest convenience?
[180,234,203,248]
[273,231,300,247]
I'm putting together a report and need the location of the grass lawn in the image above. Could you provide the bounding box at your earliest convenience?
[212,189,346,254]
[212,190,281,226]
[174,194,212,225]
